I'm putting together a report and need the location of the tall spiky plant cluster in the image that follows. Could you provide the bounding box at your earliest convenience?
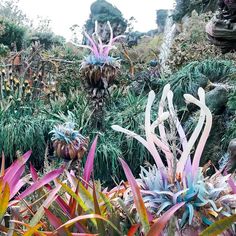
[75,21,125,128]
[0,42,59,103]
[112,84,236,234]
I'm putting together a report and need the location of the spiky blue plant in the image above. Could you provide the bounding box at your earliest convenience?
[50,122,88,160]
[125,164,236,228]
[81,55,121,67]
[50,122,85,145]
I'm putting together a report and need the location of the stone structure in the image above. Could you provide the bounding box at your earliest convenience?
[206,0,236,52]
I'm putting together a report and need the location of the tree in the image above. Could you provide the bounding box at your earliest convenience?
[172,0,218,22]
[156,9,168,32]
[0,18,26,50]
[0,0,29,25]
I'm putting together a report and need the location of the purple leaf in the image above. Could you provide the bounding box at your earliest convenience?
[30,163,39,182]
[228,177,236,194]
[17,167,64,199]
[3,150,32,184]
[83,135,98,189]
[8,165,25,199]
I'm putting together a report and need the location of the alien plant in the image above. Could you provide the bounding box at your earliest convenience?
[50,122,88,161]
[112,84,236,234]
[75,21,125,128]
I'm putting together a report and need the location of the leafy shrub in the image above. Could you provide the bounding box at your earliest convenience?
[0,104,54,167]
[30,31,65,49]
[165,59,236,107]
[168,11,236,71]
[222,90,236,147]
[0,18,26,50]
[125,35,163,64]
[172,0,218,22]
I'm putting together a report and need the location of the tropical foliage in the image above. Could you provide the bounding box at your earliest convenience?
[1,0,236,235]
[113,85,236,234]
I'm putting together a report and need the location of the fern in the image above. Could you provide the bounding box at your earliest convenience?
[165,59,236,106]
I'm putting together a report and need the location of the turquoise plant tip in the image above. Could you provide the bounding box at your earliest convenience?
[50,122,85,145]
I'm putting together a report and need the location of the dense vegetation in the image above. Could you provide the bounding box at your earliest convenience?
[0,0,236,235]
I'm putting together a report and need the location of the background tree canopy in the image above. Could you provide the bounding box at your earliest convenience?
[156,9,168,32]
[172,0,218,22]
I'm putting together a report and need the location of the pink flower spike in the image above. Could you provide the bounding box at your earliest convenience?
[83,30,99,57]
[94,21,104,55]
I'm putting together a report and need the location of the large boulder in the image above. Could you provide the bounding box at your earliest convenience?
[205,86,228,115]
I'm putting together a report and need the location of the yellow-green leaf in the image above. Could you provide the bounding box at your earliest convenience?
[23,223,45,236]
[200,215,236,236]
[58,180,96,226]
[0,183,10,221]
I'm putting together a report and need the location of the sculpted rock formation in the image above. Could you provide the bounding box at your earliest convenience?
[206,0,236,52]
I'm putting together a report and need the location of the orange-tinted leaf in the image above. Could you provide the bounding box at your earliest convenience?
[23,223,43,236]
[147,203,184,236]
[93,181,105,235]
[127,224,140,236]
[57,214,122,235]
[0,152,5,176]
[0,183,10,221]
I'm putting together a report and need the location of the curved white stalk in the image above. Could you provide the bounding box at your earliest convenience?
[145,91,166,169]
[167,91,187,149]
[158,84,170,145]
[111,125,165,170]
[191,88,212,178]
[157,84,174,176]
[107,21,113,48]
[176,89,206,175]
[70,42,94,52]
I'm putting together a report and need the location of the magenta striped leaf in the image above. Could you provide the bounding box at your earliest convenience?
[44,208,71,236]
[83,135,98,189]
[119,158,150,234]
[30,163,39,182]
[228,177,236,194]
[3,150,32,184]
[17,167,64,199]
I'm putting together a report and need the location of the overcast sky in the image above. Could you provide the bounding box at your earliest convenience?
[18,0,175,40]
